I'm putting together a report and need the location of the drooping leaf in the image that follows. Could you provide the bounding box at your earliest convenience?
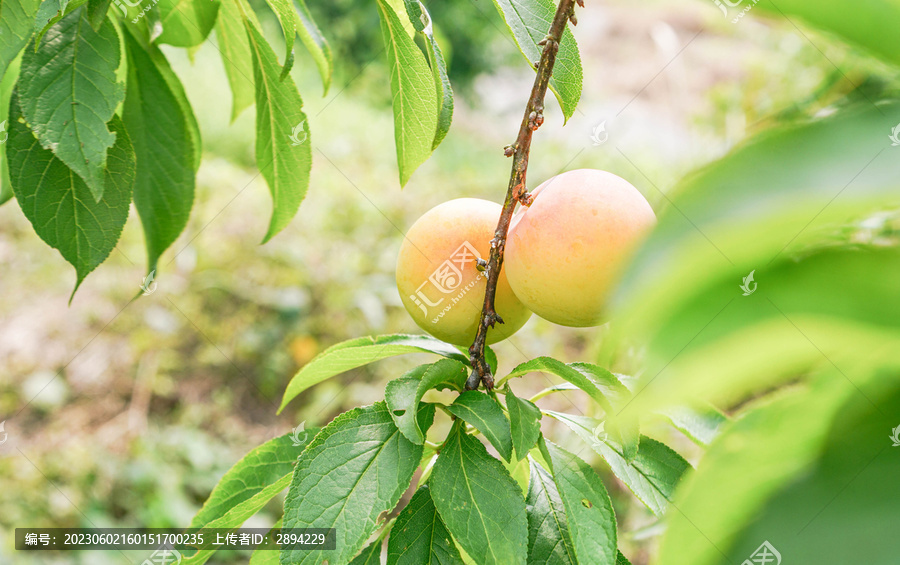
[0,0,40,72]
[154,0,219,47]
[18,7,125,200]
[541,440,617,565]
[504,357,627,414]
[350,540,384,565]
[525,459,576,565]
[489,0,582,121]
[280,335,467,413]
[387,486,464,565]
[281,403,422,565]
[412,0,452,149]
[261,0,297,77]
[7,95,134,296]
[122,27,195,274]
[0,52,22,207]
[375,0,438,186]
[385,359,468,444]
[214,0,255,121]
[446,390,513,462]
[292,0,332,94]
[244,13,311,243]
[86,0,111,30]
[506,389,542,462]
[430,424,528,565]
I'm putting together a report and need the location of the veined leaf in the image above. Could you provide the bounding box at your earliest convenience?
[387,485,464,565]
[385,359,468,444]
[525,459,576,565]
[154,0,218,48]
[506,389,542,461]
[280,334,467,413]
[33,0,84,46]
[18,7,125,201]
[489,0,582,121]
[215,0,255,121]
[350,540,384,564]
[122,26,195,274]
[376,0,439,186]
[7,96,135,296]
[293,0,332,95]
[261,0,297,77]
[541,440,617,565]
[446,390,513,462]
[86,0,111,30]
[244,13,311,243]
[0,0,40,72]
[503,357,626,414]
[431,424,528,565]
[282,403,422,565]
[409,0,452,149]
[0,52,22,207]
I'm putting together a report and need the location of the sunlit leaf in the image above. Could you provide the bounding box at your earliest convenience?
[446,390,513,462]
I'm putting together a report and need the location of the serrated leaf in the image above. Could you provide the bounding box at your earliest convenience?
[660,405,727,446]
[292,0,332,95]
[446,390,513,462]
[18,7,125,201]
[0,0,40,72]
[617,550,631,565]
[547,411,689,517]
[541,440,616,565]
[504,357,626,414]
[350,540,384,565]
[154,0,218,47]
[86,0,110,30]
[244,14,311,243]
[385,359,468,444]
[282,403,422,565]
[431,424,528,565]
[489,0,582,121]
[414,0,452,149]
[33,0,84,46]
[215,0,255,121]
[280,334,467,413]
[7,94,134,296]
[375,0,438,186]
[506,389,541,462]
[525,459,576,565]
[260,0,296,77]
[122,27,195,274]
[387,485,464,565]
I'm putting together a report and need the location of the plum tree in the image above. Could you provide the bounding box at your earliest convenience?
[396,198,532,345]
[504,169,656,327]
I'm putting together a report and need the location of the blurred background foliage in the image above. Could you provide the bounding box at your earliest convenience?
[1,0,899,563]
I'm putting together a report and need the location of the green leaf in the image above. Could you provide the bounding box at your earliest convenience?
[85,0,110,30]
[7,94,134,296]
[504,357,626,414]
[385,359,468,444]
[122,27,195,274]
[387,485,464,565]
[431,424,528,565]
[282,403,422,565]
[415,0,452,149]
[376,0,438,186]
[244,13,311,243]
[506,389,542,462]
[660,405,727,446]
[525,459,576,565]
[154,0,218,47]
[0,52,22,207]
[215,0,255,121]
[541,440,617,565]
[261,0,297,77]
[446,391,513,462]
[249,519,282,565]
[617,551,631,565]
[350,540,384,565]
[33,0,84,47]
[18,7,125,201]
[280,335,467,413]
[489,0,582,121]
[293,0,332,95]
[0,0,40,72]
[547,411,689,517]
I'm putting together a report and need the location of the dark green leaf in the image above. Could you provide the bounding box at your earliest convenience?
[215,0,255,121]
[261,0,297,77]
[489,0,582,120]
[154,0,218,47]
[506,389,542,462]
[431,424,528,565]
[387,485,463,565]
[18,7,124,200]
[350,540,384,565]
[0,0,40,72]
[446,391,513,462]
[122,27,195,274]
[525,459,576,565]
[293,0,332,95]
[282,403,422,565]
[542,440,617,565]
[0,53,21,207]
[617,550,632,565]
[244,13,311,243]
[415,0,452,149]
[280,335,467,413]
[86,0,110,29]
[375,0,438,186]
[385,359,468,444]
[33,0,84,47]
[7,94,134,296]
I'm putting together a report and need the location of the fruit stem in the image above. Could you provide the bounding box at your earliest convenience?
[466,0,579,391]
